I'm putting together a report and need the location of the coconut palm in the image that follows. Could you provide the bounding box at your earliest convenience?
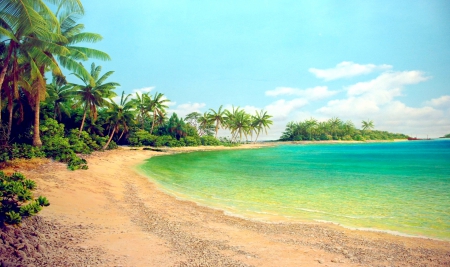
[149,92,169,134]
[208,105,227,138]
[131,92,151,129]
[0,0,62,124]
[328,117,342,139]
[305,117,318,141]
[361,119,374,136]
[197,112,214,136]
[102,91,135,149]
[71,63,119,136]
[252,110,273,142]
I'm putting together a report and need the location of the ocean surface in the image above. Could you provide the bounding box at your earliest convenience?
[138,140,450,240]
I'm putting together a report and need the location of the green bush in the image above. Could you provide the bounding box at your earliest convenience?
[68,129,100,153]
[184,136,201,146]
[40,118,88,170]
[0,171,49,225]
[201,136,221,146]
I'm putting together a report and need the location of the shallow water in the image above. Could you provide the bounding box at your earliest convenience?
[138,140,450,240]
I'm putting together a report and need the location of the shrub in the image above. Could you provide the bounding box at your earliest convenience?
[68,129,100,153]
[201,136,221,146]
[184,136,201,147]
[0,171,49,225]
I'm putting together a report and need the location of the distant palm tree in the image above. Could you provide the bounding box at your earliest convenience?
[305,117,318,141]
[252,110,273,142]
[131,92,151,129]
[361,119,374,136]
[149,92,169,134]
[71,63,119,136]
[103,91,135,149]
[328,117,342,139]
[208,105,227,138]
[197,112,214,136]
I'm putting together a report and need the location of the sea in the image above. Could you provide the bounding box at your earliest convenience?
[137,139,450,240]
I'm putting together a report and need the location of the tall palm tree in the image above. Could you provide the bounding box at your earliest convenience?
[208,105,226,138]
[252,110,273,142]
[361,119,374,136]
[231,110,251,142]
[71,63,119,136]
[149,92,169,134]
[0,0,61,125]
[103,91,135,149]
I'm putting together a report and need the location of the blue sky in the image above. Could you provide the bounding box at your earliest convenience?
[73,0,450,139]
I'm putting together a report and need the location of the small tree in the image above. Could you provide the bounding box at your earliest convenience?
[0,171,49,225]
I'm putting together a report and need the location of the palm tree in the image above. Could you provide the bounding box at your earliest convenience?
[0,0,62,124]
[149,92,169,134]
[103,91,135,149]
[231,110,251,142]
[71,63,119,136]
[197,112,214,136]
[46,76,74,121]
[208,105,227,138]
[361,119,374,136]
[252,110,273,142]
[328,117,342,139]
[305,117,318,141]
[131,92,151,129]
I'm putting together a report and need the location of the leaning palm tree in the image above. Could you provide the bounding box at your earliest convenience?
[197,112,214,136]
[252,110,273,142]
[361,119,374,136]
[231,110,251,142]
[102,91,135,149]
[149,92,169,134]
[208,105,227,138]
[71,63,119,136]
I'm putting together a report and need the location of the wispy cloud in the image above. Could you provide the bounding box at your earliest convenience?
[309,61,392,81]
[168,102,206,118]
[425,95,450,109]
[265,86,338,100]
[132,86,155,96]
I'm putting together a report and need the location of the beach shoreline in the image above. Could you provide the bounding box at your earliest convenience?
[3,144,449,266]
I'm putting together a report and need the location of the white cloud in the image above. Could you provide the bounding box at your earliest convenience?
[265,86,338,100]
[309,61,392,81]
[132,86,155,96]
[314,69,450,137]
[425,95,450,109]
[265,98,309,120]
[168,102,206,118]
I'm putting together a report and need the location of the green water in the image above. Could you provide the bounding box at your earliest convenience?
[138,140,450,240]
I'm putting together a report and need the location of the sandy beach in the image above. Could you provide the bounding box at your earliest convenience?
[2,144,449,266]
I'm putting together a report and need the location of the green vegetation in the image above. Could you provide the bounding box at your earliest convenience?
[0,171,49,225]
[280,117,408,141]
[441,133,450,138]
[0,0,274,171]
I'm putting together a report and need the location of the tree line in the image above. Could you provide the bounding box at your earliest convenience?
[280,117,408,141]
[0,0,274,169]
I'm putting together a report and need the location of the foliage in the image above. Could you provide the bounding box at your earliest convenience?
[0,171,49,225]
[201,136,221,146]
[280,118,408,141]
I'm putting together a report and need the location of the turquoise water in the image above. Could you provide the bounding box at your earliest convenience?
[138,140,450,240]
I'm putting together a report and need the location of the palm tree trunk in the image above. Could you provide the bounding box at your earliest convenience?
[7,88,14,140]
[32,90,42,147]
[103,127,116,150]
[118,129,125,141]
[78,109,87,136]
[0,43,15,124]
[215,121,219,138]
[254,130,261,143]
[150,110,156,134]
